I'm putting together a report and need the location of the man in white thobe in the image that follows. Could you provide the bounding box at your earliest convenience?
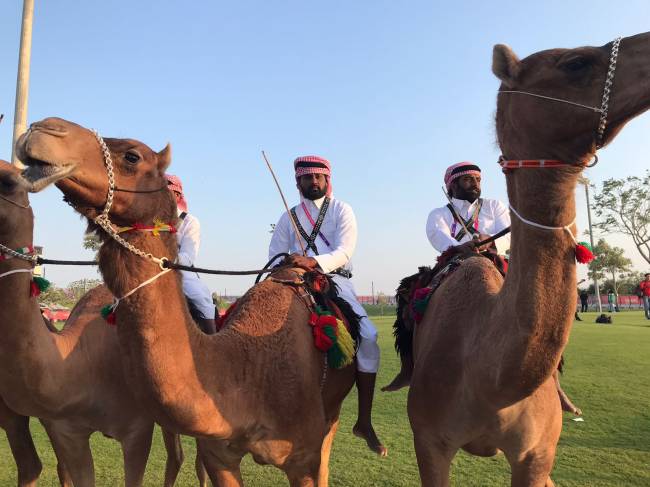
[268,155,387,457]
[167,174,217,334]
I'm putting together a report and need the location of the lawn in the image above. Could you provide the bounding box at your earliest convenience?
[1,311,648,486]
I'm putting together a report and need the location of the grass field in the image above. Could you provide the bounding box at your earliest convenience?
[1,311,649,486]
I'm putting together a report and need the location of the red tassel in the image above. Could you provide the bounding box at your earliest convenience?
[575,243,595,264]
[105,312,117,326]
[29,280,40,297]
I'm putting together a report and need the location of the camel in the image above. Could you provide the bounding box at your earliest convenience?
[403,33,650,486]
[0,160,191,487]
[17,119,359,487]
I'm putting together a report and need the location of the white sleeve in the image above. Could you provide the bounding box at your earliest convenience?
[426,208,459,253]
[177,216,201,266]
[268,212,291,261]
[313,204,357,274]
[491,200,511,255]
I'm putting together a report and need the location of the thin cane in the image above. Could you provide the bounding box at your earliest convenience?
[261,151,307,256]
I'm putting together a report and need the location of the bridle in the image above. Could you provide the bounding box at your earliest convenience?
[494,37,623,262]
[90,129,170,268]
[498,36,622,152]
[0,193,31,209]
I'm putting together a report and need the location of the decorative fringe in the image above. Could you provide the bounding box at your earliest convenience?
[100,303,117,325]
[575,241,595,264]
[29,276,50,297]
[308,307,355,369]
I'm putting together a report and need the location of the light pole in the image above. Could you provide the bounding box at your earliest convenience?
[12,0,35,167]
[578,176,602,313]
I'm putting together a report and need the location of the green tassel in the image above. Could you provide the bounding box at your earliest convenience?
[315,305,332,316]
[32,276,50,292]
[328,344,346,368]
[577,241,592,251]
[100,304,114,319]
[413,294,431,315]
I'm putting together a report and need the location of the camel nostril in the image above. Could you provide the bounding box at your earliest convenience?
[31,120,69,138]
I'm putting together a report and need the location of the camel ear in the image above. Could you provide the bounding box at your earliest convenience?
[492,44,520,88]
[157,143,172,172]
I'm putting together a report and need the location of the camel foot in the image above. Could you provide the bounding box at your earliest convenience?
[352,423,387,457]
[381,372,411,392]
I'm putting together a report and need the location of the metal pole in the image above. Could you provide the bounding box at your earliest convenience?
[581,178,602,313]
[11,0,35,167]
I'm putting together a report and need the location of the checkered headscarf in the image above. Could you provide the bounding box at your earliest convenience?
[165,174,188,213]
[444,162,481,191]
[294,155,332,196]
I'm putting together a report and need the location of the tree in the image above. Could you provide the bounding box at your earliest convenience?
[587,239,632,295]
[83,232,101,252]
[66,278,103,302]
[592,171,650,264]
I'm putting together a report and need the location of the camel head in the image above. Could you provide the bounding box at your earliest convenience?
[16,117,175,228]
[0,160,33,241]
[493,32,650,163]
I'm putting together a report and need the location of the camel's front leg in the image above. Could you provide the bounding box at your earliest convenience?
[0,399,42,487]
[120,423,154,487]
[160,429,184,487]
[197,438,244,487]
[413,433,456,487]
[41,420,95,487]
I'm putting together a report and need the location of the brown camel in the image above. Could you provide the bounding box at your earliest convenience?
[404,33,650,486]
[17,118,358,486]
[0,160,190,487]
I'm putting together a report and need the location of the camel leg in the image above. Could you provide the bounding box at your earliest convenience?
[413,433,456,487]
[284,457,320,487]
[120,423,154,487]
[194,449,208,487]
[318,419,339,487]
[160,429,184,487]
[0,400,42,487]
[197,438,244,487]
[41,420,95,487]
[507,448,556,487]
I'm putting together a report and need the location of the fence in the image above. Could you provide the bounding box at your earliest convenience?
[578,294,644,310]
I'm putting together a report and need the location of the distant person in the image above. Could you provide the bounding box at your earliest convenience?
[639,273,650,320]
[166,174,217,334]
[607,290,616,313]
[579,289,589,313]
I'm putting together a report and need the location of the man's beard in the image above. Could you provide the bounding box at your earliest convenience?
[454,186,480,203]
[301,184,328,200]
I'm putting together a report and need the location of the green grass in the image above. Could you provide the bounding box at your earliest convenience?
[1,312,649,485]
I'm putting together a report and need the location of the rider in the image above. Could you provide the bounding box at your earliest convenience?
[269,155,387,457]
[166,174,217,334]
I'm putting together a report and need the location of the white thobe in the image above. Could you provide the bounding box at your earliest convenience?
[426,197,511,255]
[176,211,216,319]
[269,196,379,373]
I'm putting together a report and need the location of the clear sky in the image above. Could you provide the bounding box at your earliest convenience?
[1,1,648,296]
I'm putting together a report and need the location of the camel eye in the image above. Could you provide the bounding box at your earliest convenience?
[124,151,141,164]
[562,57,590,72]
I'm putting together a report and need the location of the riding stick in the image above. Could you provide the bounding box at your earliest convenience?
[262,151,307,256]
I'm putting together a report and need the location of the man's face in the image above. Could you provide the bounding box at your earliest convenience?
[645,274,650,281]
[298,173,328,200]
[452,174,481,202]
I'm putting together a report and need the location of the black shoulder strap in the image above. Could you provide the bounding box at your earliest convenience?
[447,199,482,241]
[289,197,331,255]
[179,211,187,220]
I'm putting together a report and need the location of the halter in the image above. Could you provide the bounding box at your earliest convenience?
[498,36,621,150]
[89,130,174,324]
[0,243,37,264]
[91,130,169,269]
[0,193,31,209]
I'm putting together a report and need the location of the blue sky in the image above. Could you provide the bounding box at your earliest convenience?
[1,1,649,295]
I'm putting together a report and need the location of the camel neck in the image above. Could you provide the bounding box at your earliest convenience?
[495,166,580,399]
[98,232,233,436]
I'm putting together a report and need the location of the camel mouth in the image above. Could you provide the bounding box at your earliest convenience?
[20,157,76,193]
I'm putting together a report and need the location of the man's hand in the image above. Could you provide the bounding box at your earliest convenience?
[286,253,319,271]
[474,233,494,252]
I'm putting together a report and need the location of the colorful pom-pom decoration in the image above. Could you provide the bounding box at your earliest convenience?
[575,241,595,264]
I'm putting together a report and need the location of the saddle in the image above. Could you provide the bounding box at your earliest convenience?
[392,246,507,361]
[217,266,361,369]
